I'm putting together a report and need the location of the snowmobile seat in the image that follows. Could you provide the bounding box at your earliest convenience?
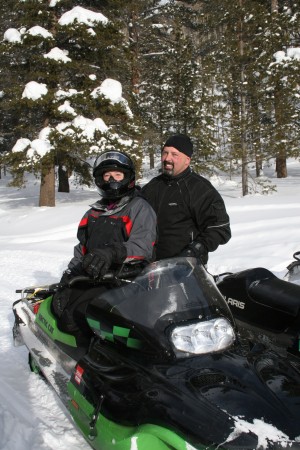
[248,276,300,317]
[218,267,300,318]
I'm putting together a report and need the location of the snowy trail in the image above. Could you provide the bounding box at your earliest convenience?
[0,261,88,450]
[0,214,89,449]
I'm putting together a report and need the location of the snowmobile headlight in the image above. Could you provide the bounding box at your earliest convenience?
[170,318,235,354]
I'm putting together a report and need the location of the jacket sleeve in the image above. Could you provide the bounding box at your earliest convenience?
[140,179,159,212]
[192,187,231,253]
[122,197,157,262]
[66,210,90,275]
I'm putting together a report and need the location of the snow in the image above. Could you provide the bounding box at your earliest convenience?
[1,158,300,449]
[226,417,291,449]
[44,47,71,63]
[27,139,53,159]
[273,47,300,63]
[91,79,123,103]
[12,138,31,153]
[58,6,108,27]
[22,81,48,101]
[91,79,134,118]
[14,76,127,159]
[58,100,77,116]
[72,115,108,139]
[2,1,300,446]
[27,26,53,39]
[55,89,81,100]
[3,28,22,43]
[3,6,128,160]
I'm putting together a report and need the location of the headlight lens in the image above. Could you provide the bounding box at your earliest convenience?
[171,318,235,354]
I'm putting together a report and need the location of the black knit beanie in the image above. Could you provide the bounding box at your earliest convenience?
[163,134,193,157]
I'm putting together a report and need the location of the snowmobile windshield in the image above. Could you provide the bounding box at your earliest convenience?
[87,257,235,356]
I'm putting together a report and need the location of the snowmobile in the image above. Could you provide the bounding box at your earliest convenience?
[216,251,300,371]
[12,257,300,450]
[284,251,300,285]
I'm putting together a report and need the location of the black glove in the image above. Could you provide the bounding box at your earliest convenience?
[51,270,76,317]
[182,241,208,264]
[82,245,127,279]
[59,269,74,286]
[52,286,72,318]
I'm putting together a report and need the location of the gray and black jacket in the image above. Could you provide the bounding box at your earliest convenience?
[141,167,231,262]
[67,190,156,275]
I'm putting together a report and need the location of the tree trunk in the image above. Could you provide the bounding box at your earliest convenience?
[149,150,155,170]
[39,164,55,207]
[276,155,287,178]
[255,154,263,177]
[271,0,287,178]
[129,9,140,94]
[58,164,70,193]
[271,0,278,13]
[274,87,287,178]
[238,0,248,196]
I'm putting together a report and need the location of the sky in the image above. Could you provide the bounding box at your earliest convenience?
[0,157,300,450]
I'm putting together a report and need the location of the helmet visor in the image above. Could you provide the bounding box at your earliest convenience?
[93,151,132,171]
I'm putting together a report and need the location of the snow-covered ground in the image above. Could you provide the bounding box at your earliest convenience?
[1,159,300,449]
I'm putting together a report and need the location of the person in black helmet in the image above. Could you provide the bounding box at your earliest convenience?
[141,134,231,265]
[52,150,156,337]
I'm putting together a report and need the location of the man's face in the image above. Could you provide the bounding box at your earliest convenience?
[161,146,191,177]
[103,170,124,181]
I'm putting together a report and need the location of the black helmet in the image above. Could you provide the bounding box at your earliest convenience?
[93,151,135,199]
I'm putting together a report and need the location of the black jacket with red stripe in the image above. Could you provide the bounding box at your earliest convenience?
[67,190,156,275]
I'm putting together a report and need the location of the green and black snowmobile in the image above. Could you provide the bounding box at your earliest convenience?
[13,257,300,450]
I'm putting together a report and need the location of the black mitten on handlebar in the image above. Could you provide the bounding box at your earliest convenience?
[83,248,114,279]
[181,241,208,265]
[52,286,72,318]
[82,246,127,279]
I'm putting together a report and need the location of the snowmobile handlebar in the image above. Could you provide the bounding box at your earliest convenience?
[68,265,143,287]
[293,251,300,261]
[68,272,115,286]
[15,265,143,296]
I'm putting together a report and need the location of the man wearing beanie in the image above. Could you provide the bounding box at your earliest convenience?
[141,133,231,264]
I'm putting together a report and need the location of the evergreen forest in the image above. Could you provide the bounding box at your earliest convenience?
[0,0,300,205]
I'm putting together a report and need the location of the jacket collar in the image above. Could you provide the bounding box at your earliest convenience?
[90,190,137,213]
[161,166,191,183]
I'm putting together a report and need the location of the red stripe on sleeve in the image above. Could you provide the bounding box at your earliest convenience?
[79,217,88,227]
[122,216,133,236]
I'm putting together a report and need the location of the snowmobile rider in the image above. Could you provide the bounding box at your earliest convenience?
[52,150,156,335]
[141,134,231,265]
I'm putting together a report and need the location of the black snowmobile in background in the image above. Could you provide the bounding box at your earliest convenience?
[217,250,300,370]
[12,257,300,450]
[284,251,300,285]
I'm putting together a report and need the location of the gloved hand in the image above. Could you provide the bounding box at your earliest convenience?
[82,245,127,279]
[51,270,77,317]
[52,286,72,318]
[48,270,74,293]
[59,269,74,286]
[182,241,208,264]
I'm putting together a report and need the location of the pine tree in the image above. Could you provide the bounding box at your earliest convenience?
[1,0,139,206]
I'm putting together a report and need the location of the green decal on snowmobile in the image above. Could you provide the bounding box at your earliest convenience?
[86,318,143,349]
[67,382,209,450]
[36,297,77,347]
